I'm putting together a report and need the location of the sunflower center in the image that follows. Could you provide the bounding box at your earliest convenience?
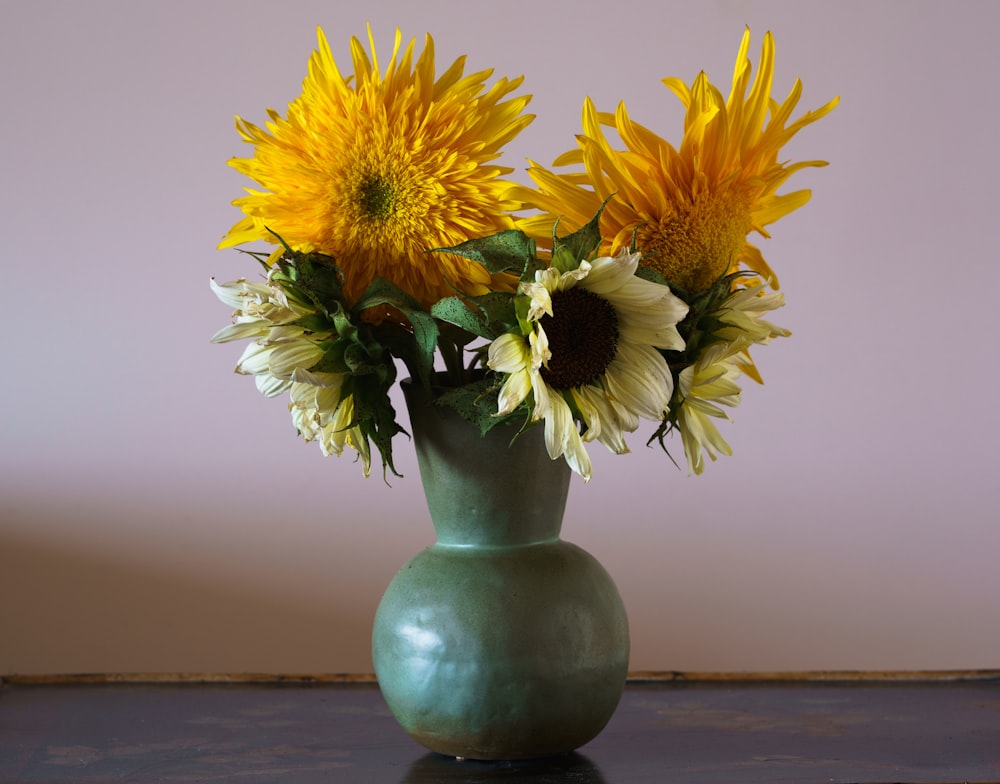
[357,174,397,221]
[539,287,619,391]
[639,190,753,294]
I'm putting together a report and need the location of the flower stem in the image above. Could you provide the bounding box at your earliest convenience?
[438,335,465,387]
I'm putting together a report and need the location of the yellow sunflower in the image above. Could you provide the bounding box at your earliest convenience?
[509,28,838,294]
[220,26,533,308]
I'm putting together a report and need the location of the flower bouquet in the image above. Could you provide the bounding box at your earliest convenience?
[210,25,836,759]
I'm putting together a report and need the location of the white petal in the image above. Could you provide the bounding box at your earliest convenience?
[573,386,630,455]
[255,373,291,398]
[529,371,552,420]
[290,367,345,390]
[577,251,639,295]
[497,370,532,415]
[544,395,592,481]
[235,342,273,375]
[210,319,270,344]
[488,334,530,374]
[529,326,551,370]
[603,342,673,422]
[618,318,686,352]
[268,342,324,377]
[210,277,269,310]
[523,279,554,320]
[554,261,591,291]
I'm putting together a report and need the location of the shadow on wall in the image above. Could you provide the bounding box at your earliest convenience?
[0,529,376,677]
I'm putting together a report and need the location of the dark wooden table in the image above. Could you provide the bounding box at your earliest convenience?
[1,678,998,783]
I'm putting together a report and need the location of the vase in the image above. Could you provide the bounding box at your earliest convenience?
[371,378,630,760]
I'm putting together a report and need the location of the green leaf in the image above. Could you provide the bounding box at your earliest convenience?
[469,292,518,337]
[434,377,527,436]
[431,296,492,338]
[431,230,537,276]
[352,275,419,313]
[431,292,517,341]
[352,276,438,388]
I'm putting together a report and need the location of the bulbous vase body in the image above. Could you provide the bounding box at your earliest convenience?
[371,381,630,760]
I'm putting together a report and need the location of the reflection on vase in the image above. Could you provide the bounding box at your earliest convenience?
[401,752,608,783]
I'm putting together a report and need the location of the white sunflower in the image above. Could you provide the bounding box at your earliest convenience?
[672,275,789,474]
[289,368,372,476]
[714,275,791,383]
[674,340,745,476]
[487,249,688,480]
[210,275,370,474]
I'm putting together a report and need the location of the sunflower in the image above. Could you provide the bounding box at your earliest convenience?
[665,274,789,473]
[210,275,371,475]
[509,28,838,295]
[220,26,533,308]
[674,340,745,476]
[289,368,372,475]
[713,275,791,383]
[487,249,689,480]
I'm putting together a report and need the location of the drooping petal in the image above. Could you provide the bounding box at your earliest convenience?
[497,370,533,415]
[542,394,592,482]
[210,320,271,344]
[488,333,530,374]
[573,385,630,455]
[602,342,674,422]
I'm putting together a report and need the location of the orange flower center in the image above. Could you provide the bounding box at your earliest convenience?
[636,190,752,294]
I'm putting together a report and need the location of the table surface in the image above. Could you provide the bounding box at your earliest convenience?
[1,679,999,783]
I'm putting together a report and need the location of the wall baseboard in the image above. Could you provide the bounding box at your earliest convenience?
[3,670,999,686]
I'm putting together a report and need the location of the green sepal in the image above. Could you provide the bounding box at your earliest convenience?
[634,265,671,288]
[667,269,754,366]
[514,295,534,336]
[281,254,347,320]
[549,198,611,272]
[348,373,406,480]
[310,340,350,375]
[289,313,337,334]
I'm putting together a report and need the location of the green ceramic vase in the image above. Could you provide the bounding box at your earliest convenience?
[371,380,630,760]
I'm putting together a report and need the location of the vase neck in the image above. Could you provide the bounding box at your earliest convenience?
[403,379,571,548]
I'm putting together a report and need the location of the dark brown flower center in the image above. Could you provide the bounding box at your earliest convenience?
[539,287,619,391]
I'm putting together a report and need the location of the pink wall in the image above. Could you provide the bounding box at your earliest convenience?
[2,0,998,676]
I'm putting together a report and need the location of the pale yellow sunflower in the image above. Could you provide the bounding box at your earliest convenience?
[220,27,533,308]
[509,28,838,294]
[671,275,789,474]
[675,340,745,476]
[488,249,688,481]
[210,275,371,475]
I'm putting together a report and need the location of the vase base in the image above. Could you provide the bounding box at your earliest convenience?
[405,750,602,778]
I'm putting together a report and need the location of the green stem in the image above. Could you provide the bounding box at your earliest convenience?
[438,335,465,387]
